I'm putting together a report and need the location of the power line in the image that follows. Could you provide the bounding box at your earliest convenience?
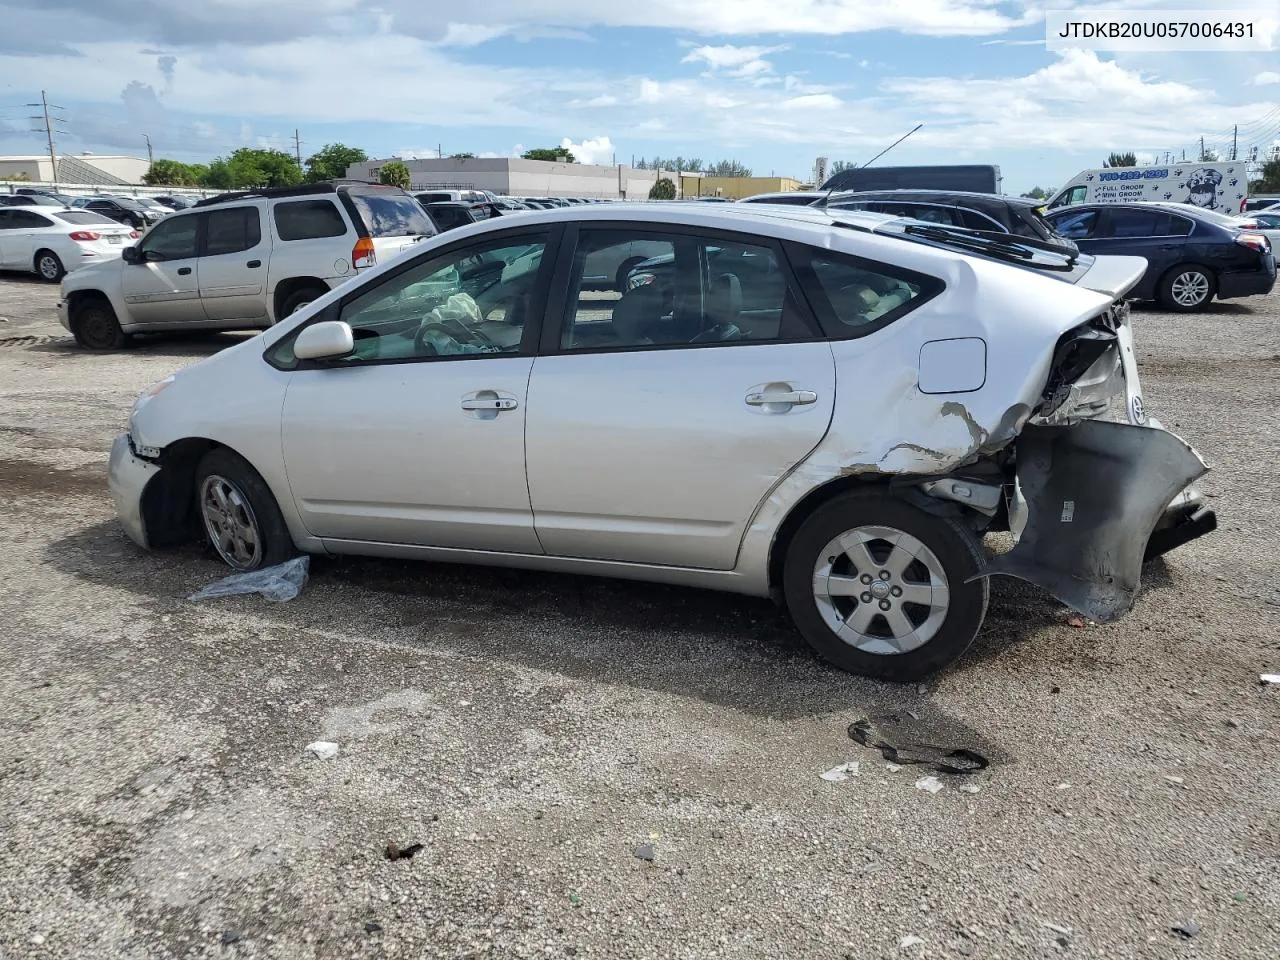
[25,90,67,187]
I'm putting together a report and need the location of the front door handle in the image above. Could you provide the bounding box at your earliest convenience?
[246,259,262,268]
[177,266,192,276]
[461,397,518,411]
[745,389,817,406]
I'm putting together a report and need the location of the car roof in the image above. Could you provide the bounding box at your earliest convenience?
[833,189,1039,209]
[740,191,818,202]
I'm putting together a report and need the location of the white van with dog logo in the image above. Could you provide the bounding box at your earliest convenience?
[1047,162,1246,215]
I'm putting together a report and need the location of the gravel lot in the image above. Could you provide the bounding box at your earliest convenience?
[1,270,1278,960]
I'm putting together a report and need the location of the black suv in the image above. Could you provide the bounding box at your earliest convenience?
[827,189,1072,248]
[421,201,503,232]
[77,196,160,230]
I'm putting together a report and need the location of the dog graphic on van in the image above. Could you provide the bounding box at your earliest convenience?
[1184,168,1224,211]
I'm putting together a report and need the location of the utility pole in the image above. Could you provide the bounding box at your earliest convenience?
[1200,136,1205,161]
[293,129,303,167]
[438,143,443,159]
[143,134,154,168]
[26,90,65,188]
[1231,124,1238,161]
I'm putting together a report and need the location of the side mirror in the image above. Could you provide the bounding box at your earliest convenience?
[294,320,354,361]
[121,246,140,264]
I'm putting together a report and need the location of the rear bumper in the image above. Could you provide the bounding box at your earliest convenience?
[108,433,160,550]
[1217,262,1276,299]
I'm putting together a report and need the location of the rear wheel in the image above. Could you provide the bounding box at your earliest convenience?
[195,448,293,571]
[782,493,989,680]
[71,297,128,350]
[34,249,65,282]
[1158,265,1215,311]
[280,285,329,320]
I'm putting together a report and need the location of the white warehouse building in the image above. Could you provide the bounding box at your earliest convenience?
[346,156,662,200]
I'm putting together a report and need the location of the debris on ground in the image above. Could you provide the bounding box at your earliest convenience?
[849,714,988,775]
[385,841,424,861]
[900,934,925,949]
[305,741,339,760]
[820,762,860,782]
[1066,614,1088,628]
[1164,775,1185,785]
[1260,674,1280,685]
[915,776,944,794]
[1043,922,1072,936]
[1171,920,1200,939]
[188,556,310,603]
[569,894,582,907]
[364,922,382,934]
[958,783,981,794]
[633,843,656,861]
[220,930,241,945]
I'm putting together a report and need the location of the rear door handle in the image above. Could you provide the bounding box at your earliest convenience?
[246,259,262,268]
[745,389,817,406]
[177,267,192,276]
[461,397,518,411]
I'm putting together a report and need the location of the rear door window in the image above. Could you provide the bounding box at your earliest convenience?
[1097,209,1177,238]
[204,206,263,256]
[788,245,941,338]
[8,210,54,229]
[273,199,348,241]
[1049,210,1099,239]
[346,190,437,238]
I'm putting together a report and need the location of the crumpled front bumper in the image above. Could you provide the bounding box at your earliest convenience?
[108,433,160,550]
[986,418,1216,622]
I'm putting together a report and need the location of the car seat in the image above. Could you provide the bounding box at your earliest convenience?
[691,273,743,342]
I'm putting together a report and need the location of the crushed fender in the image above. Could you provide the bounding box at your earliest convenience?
[983,420,1209,622]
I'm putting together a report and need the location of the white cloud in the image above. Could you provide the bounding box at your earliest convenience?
[1254,70,1280,85]
[434,23,509,46]
[682,43,784,78]
[571,93,620,107]
[781,93,842,110]
[560,135,614,164]
[783,75,835,94]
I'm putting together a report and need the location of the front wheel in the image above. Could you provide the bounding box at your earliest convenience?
[195,448,294,571]
[1158,265,1215,312]
[71,298,128,350]
[782,493,989,680]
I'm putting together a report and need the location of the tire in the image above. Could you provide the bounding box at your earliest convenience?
[280,285,329,320]
[615,257,646,293]
[194,448,293,571]
[34,249,65,282]
[1158,265,1215,312]
[71,297,129,351]
[782,492,989,680]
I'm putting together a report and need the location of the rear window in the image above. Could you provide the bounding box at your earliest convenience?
[347,190,437,238]
[51,211,120,226]
[206,207,263,256]
[788,245,941,338]
[274,199,348,241]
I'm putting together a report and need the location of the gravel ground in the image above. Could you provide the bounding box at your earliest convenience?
[1,270,1278,960]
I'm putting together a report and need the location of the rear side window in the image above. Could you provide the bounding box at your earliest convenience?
[7,210,54,228]
[346,190,436,238]
[273,199,347,241]
[789,246,941,338]
[1050,210,1098,239]
[205,207,262,256]
[51,211,120,226]
[1099,210,1177,238]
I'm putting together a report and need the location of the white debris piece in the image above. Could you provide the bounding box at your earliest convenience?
[820,762,860,782]
[958,783,981,794]
[306,741,340,760]
[900,935,925,949]
[1164,775,1185,785]
[886,762,903,772]
[1260,674,1280,685]
[1042,922,1073,935]
[915,776,944,794]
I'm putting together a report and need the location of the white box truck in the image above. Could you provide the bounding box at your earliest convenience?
[1046,162,1247,214]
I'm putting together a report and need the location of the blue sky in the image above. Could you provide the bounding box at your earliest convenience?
[0,0,1277,194]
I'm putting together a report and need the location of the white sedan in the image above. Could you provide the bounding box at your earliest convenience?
[1241,210,1280,249]
[108,203,1216,679]
[0,207,136,281]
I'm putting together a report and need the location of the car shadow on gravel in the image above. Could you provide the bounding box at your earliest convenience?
[43,514,1059,733]
[22,331,252,359]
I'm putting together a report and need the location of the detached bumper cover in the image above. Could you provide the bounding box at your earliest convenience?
[108,433,160,550]
[985,419,1213,622]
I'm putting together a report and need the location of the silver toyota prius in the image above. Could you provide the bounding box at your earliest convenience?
[108,202,1215,679]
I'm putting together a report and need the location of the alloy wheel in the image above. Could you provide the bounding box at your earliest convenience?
[1170,271,1210,307]
[811,525,951,655]
[37,255,61,280]
[200,474,263,570]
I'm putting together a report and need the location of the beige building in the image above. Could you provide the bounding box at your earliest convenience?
[679,175,808,200]
[347,156,661,199]
[0,154,151,186]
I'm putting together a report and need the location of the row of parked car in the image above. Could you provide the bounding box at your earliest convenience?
[739,189,1277,312]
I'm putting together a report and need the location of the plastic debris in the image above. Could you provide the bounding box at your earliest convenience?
[1164,775,1185,785]
[820,762,860,782]
[958,783,981,794]
[188,556,310,602]
[1260,674,1280,685]
[849,714,988,775]
[900,935,925,949]
[1171,920,1200,939]
[915,776,944,794]
[220,931,241,945]
[1043,922,1072,936]
[886,762,903,772]
[305,741,339,760]
[1066,614,1087,628]
[569,893,582,907]
[633,843,656,861]
[385,841,424,861]
[364,922,382,934]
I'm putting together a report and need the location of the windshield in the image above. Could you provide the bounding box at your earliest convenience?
[52,210,122,225]
[347,189,438,238]
[110,198,147,211]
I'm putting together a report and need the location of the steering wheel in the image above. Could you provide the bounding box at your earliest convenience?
[413,322,460,355]
[437,313,499,349]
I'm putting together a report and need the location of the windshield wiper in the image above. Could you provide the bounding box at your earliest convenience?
[899,224,1079,271]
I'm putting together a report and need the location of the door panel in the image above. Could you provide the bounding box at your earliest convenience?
[198,206,270,321]
[526,344,835,568]
[120,215,206,323]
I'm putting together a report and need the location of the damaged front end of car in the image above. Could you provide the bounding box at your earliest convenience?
[966,298,1216,621]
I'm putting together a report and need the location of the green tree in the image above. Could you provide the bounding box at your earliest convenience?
[1020,186,1049,200]
[143,158,200,186]
[378,159,412,189]
[304,142,368,183]
[1103,151,1138,168]
[204,148,303,189]
[450,152,476,159]
[522,147,575,162]
[705,159,752,177]
[0,172,32,182]
[648,177,676,200]
[1250,156,1280,194]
